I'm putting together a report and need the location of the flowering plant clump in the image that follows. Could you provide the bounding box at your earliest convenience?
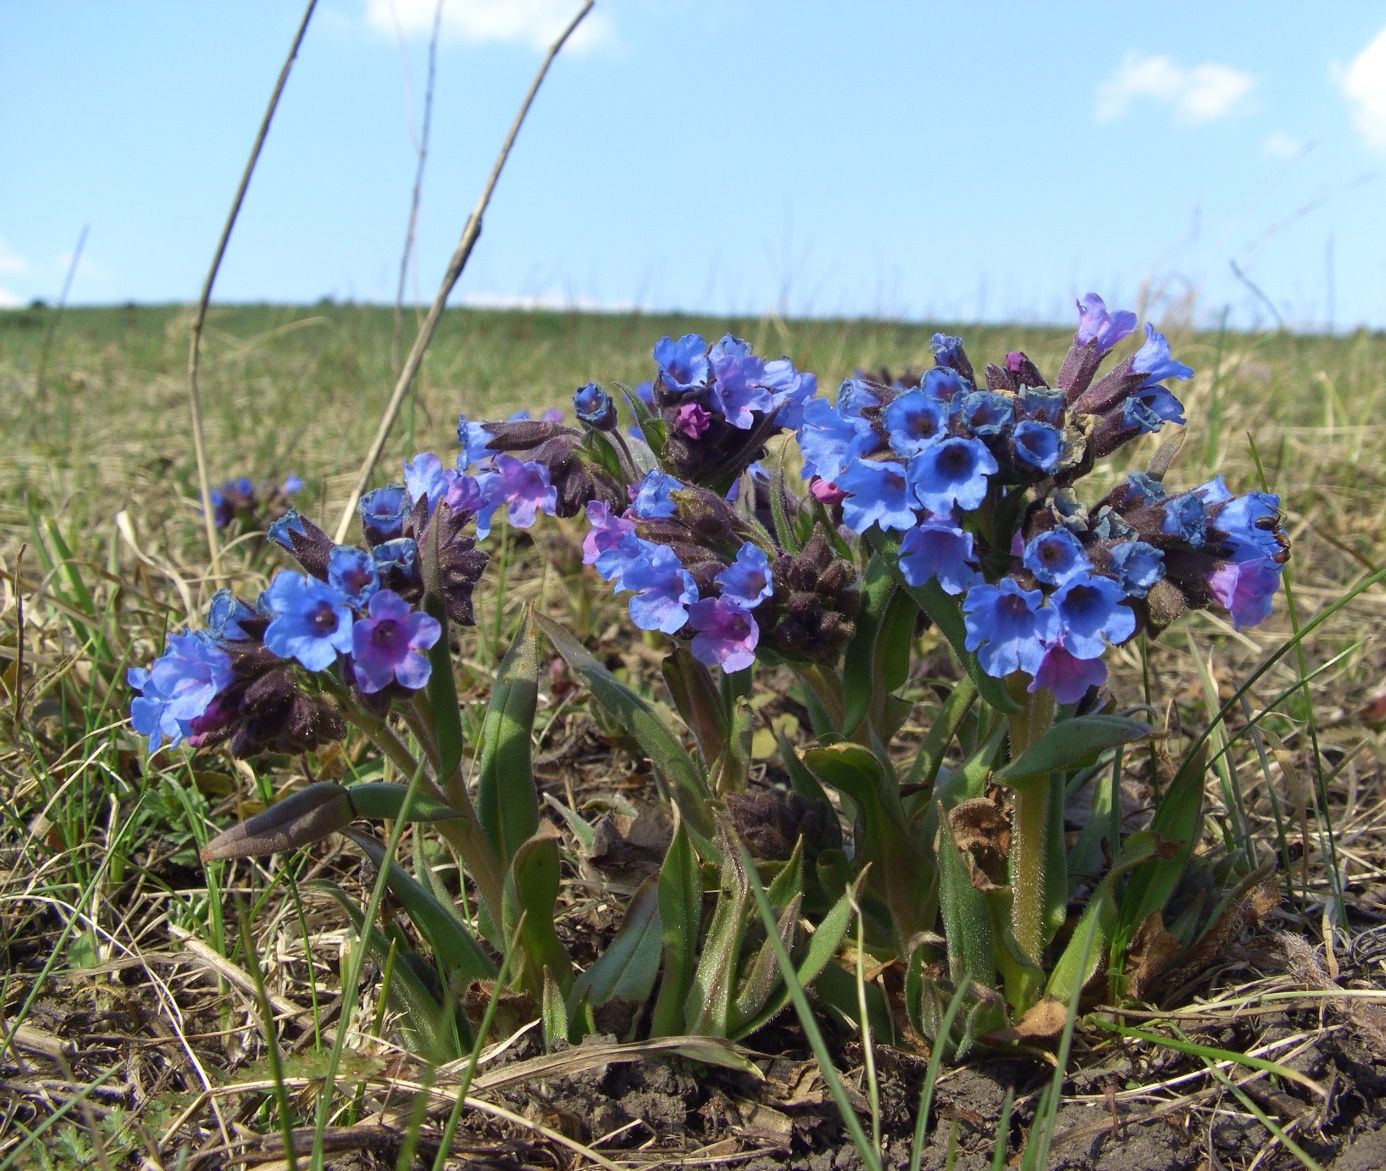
[208,473,303,529]
[132,298,1289,1057]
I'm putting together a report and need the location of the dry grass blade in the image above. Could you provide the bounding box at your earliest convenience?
[186,0,318,582]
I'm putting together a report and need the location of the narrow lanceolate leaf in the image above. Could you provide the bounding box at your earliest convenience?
[1118,743,1209,936]
[502,825,572,997]
[684,848,751,1036]
[420,513,466,781]
[936,811,996,996]
[476,615,541,867]
[651,821,704,1037]
[996,714,1152,788]
[346,831,496,987]
[732,892,802,1027]
[733,875,860,1040]
[868,529,1020,714]
[534,612,715,847]
[570,877,663,1012]
[201,782,353,861]
[346,783,462,823]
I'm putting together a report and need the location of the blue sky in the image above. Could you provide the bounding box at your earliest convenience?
[4,2,1385,330]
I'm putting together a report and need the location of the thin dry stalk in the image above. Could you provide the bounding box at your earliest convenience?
[391,0,445,375]
[333,0,596,544]
[187,0,318,584]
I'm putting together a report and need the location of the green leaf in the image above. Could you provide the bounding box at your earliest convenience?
[936,812,996,996]
[1045,832,1161,1004]
[502,826,572,997]
[346,831,496,987]
[661,647,727,773]
[475,615,541,867]
[869,530,1020,714]
[570,877,663,1013]
[684,847,751,1036]
[801,742,935,945]
[200,782,354,861]
[541,969,571,1049]
[768,441,803,555]
[419,518,466,782]
[996,715,1151,788]
[1117,744,1208,936]
[732,875,859,1039]
[651,821,703,1037]
[346,783,462,823]
[905,675,978,795]
[534,612,715,848]
[839,552,901,736]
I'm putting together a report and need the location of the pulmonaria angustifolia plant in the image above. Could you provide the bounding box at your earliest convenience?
[131,303,1289,1057]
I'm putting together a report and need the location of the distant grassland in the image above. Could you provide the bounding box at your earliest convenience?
[2,302,1384,690]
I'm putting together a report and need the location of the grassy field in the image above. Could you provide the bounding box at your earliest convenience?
[2,302,1385,1169]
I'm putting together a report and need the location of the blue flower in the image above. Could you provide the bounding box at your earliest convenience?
[1162,493,1208,547]
[1018,388,1066,426]
[1023,529,1090,586]
[1013,421,1063,473]
[654,334,710,393]
[797,397,875,482]
[620,544,698,634]
[477,455,557,534]
[921,366,969,406]
[573,382,617,429]
[583,501,643,581]
[898,517,979,595]
[207,590,256,642]
[1029,640,1109,703]
[268,510,308,552]
[1209,557,1283,630]
[884,390,949,458]
[716,543,774,609]
[908,437,998,514]
[762,357,817,429]
[688,597,759,673]
[836,377,881,418]
[262,572,355,671]
[1131,383,1186,427]
[359,486,408,542]
[1214,491,1281,560]
[837,458,919,533]
[1074,293,1137,356]
[1108,540,1165,597]
[706,334,772,428]
[1132,323,1194,385]
[328,545,379,607]
[630,470,683,519]
[404,453,453,511]
[372,538,419,581]
[129,632,235,754]
[351,589,440,693]
[963,580,1058,678]
[456,415,494,468]
[961,391,1014,437]
[1050,573,1136,658]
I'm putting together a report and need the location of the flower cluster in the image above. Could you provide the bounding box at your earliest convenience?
[582,472,858,672]
[130,453,508,756]
[794,294,1285,701]
[643,333,817,491]
[208,473,303,529]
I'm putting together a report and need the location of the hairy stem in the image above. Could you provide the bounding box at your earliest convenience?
[1007,682,1056,968]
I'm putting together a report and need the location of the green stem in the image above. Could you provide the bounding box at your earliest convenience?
[1007,681,1055,967]
[345,696,506,927]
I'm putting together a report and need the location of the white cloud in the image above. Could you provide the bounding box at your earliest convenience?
[1339,25,1386,151]
[0,236,30,277]
[1263,132,1310,160]
[0,287,21,309]
[1095,52,1255,125]
[460,288,637,312]
[364,0,614,54]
